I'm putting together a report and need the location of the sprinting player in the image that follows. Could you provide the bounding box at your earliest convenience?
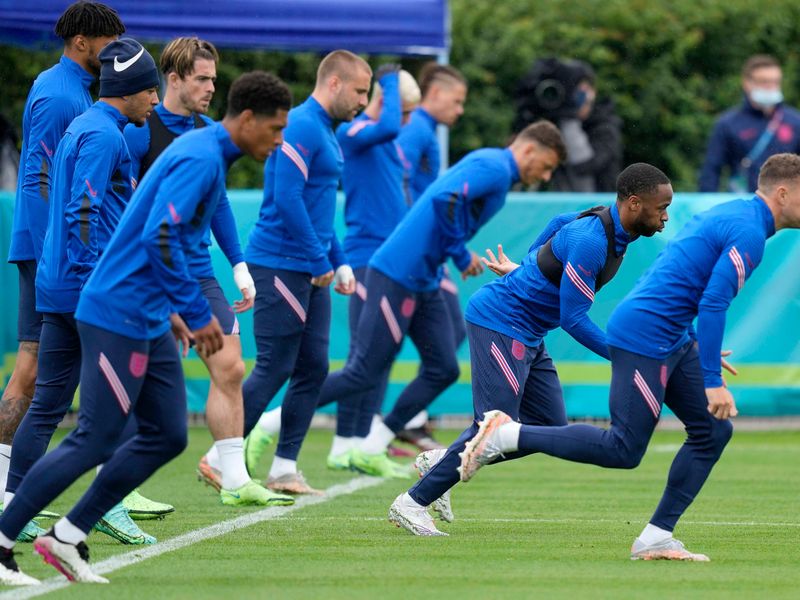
[124,37,284,507]
[457,153,800,561]
[0,70,290,585]
[315,121,566,478]
[389,163,673,534]
[1,0,124,526]
[5,38,161,547]
[394,63,469,451]
[241,51,368,495]
[324,66,420,469]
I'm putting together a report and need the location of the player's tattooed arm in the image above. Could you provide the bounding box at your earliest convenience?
[19,341,39,357]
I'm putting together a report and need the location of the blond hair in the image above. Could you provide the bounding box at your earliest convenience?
[160,37,219,79]
[316,50,371,85]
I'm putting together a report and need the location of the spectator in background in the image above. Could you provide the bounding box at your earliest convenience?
[514,57,622,192]
[699,55,800,192]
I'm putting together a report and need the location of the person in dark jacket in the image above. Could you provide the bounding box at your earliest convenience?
[699,55,800,192]
[514,57,622,192]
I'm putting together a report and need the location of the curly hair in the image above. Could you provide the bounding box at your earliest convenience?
[226,71,292,118]
[54,1,125,41]
[616,163,671,199]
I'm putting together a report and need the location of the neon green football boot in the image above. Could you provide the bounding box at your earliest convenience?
[122,488,175,520]
[349,449,412,479]
[220,480,294,507]
[15,519,47,543]
[93,502,156,545]
[244,427,274,477]
[326,448,354,471]
[0,507,46,543]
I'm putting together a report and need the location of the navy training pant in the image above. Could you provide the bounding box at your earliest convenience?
[409,323,566,506]
[0,322,187,539]
[242,265,330,461]
[513,342,733,531]
[318,267,460,439]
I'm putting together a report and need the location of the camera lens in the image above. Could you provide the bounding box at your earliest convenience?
[534,79,567,110]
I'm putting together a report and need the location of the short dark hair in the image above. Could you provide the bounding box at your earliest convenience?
[515,120,567,163]
[54,1,125,41]
[418,62,467,98]
[160,37,219,78]
[616,163,671,199]
[226,71,292,118]
[316,50,371,84]
[757,153,800,190]
[742,55,780,78]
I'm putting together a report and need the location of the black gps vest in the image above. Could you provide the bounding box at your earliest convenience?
[138,110,206,179]
[536,205,625,291]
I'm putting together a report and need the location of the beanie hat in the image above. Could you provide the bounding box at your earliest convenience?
[99,38,159,97]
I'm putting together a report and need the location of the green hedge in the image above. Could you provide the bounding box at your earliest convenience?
[2,0,800,189]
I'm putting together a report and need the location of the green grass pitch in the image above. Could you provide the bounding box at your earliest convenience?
[4,426,799,599]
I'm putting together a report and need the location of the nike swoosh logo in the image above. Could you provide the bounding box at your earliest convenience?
[228,493,241,499]
[85,179,98,198]
[113,47,145,72]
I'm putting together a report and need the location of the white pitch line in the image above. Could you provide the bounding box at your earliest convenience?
[288,515,800,528]
[0,475,386,599]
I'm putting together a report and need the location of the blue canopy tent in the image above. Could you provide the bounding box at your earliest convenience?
[0,0,451,162]
[0,0,448,55]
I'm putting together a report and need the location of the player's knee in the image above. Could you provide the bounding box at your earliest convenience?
[617,452,643,469]
[161,426,188,460]
[438,359,460,386]
[611,438,646,469]
[307,357,329,386]
[710,418,733,454]
[214,357,246,388]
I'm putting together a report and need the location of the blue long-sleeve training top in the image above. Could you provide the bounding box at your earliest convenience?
[397,107,440,201]
[337,72,409,269]
[36,101,133,314]
[124,103,244,279]
[607,196,775,387]
[369,147,519,292]
[466,204,632,358]
[246,96,346,276]
[76,122,243,340]
[9,55,94,263]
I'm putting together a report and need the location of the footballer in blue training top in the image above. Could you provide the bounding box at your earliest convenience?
[390,163,673,534]
[459,153,800,562]
[315,121,567,479]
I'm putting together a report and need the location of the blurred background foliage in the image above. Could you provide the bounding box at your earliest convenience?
[2,0,800,190]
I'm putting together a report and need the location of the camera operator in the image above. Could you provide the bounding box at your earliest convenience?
[514,58,622,192]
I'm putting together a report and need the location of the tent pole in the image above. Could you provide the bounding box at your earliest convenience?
[436,51,450,173]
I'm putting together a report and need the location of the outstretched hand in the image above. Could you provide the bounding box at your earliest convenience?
[481,244,519,276]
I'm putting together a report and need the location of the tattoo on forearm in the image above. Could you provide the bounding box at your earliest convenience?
[19,341,39,358]
[0,395,32,444]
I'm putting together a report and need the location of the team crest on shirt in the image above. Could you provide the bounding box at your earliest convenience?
[401,297,416,318]
[129,352,148,378]
[660,365,668,388]
[511,340,525,360]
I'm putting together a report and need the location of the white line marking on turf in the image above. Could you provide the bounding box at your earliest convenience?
[286,516,800,528]
[0,475,385,599]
